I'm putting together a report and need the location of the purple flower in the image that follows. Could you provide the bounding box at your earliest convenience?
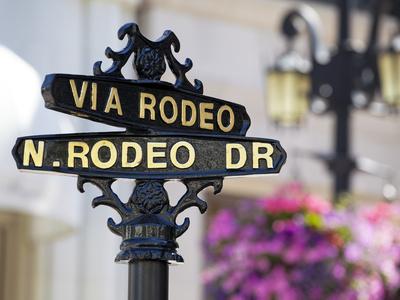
[203,183,400,299]
[207,210,237,246]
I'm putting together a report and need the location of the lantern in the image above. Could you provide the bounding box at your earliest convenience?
[378,35,400,109]
[266,50,311,127]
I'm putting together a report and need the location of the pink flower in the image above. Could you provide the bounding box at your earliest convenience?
[283,243,305,263]
[260,183,330,214]
[251,239,284,255]
[363,202,392,224]
[304,242,337,263]
[202,261,229,284]
[207,210,237,246]
[222,269,247,293]
[344,243,362,262]
[230,295,247,300]
[262,197,302,214]
[332,263,346,280]
[303,195,331,214]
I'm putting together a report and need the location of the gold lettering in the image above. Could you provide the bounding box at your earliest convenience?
[23,140,44,167]
[91,82,97,110]
[104,87,123,116]
[147,142,167,168]
[182,100,196,127]
[170,141,195,169]
[226,143,246,169]
[217,105,235,133]
[122,142,142,168]
[252,142,274,168]
[69,80,88,108]
[160,96,178,124]
[68,142,89,168]
[139,92,156,120]
[199,102,214,130]
[91,140,117,169]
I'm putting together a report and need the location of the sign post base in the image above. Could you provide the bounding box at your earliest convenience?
[129,260,169,300]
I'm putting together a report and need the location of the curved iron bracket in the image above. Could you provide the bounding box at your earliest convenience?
[78,176,223,263]
[281,5,329,65]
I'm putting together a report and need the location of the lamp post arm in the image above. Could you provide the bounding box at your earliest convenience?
[281,5,329,65]
[355,157,398,200]
[287,150,398,200]
[355,157,396,182]
[366,0,384,53]
[291,150,397,185]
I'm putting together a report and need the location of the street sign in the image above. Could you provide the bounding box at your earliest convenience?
[43,74,251,135]
[12,22,287,297]
[13,133,286,179]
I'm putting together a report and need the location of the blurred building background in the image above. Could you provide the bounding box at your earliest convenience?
[0,0,399,299]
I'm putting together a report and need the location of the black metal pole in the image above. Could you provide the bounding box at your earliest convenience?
[128,260,169,300]
[333,101,352,200]
[333,0,353,200]
[338,0,351,48]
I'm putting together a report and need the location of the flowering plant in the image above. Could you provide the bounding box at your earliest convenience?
[203,183,400,300]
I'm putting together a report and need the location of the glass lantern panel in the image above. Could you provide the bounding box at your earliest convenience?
[378,52,400,107]
[396,53,400,107]
[266,71,310,126]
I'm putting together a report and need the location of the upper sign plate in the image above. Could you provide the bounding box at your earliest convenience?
[42,74,251,136]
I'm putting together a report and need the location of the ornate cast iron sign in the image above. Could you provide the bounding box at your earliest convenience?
[42,74,251,135]
[12,23,287,265]
[13,133,285,179]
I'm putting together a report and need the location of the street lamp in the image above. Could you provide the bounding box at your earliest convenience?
[378,34,400,110]
[266,0,399,200]
[266,49,310,127]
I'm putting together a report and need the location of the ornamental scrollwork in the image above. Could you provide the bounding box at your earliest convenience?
[77,176,223,263]
[93,23,203,94]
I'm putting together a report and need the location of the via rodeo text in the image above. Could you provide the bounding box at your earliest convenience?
[42,75,251,135]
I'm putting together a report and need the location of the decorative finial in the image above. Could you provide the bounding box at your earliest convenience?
[93,23,203,94]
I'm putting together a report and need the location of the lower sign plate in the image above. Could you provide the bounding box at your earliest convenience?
[12,132,286,179]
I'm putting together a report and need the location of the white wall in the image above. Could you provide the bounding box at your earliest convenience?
[0,0,138,299]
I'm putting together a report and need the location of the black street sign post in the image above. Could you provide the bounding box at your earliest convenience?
[12,23,287,300]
